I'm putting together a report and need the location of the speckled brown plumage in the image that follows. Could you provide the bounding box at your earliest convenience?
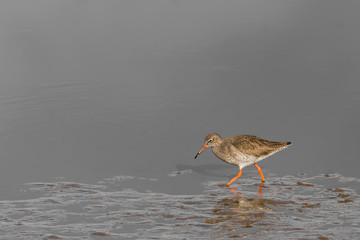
[195,133,291,186]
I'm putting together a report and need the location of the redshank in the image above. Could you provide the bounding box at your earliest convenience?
[194,133,291,186]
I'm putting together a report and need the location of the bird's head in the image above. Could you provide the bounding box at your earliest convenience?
[194,133,222,159]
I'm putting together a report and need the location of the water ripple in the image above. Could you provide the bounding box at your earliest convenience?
[0,174,359,239]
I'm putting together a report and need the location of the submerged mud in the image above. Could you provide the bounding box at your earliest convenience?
[0,173,359,239]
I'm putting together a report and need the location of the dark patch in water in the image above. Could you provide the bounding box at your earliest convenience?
[91,232,110,236]
[302,202,321,208]
[328,188,345,192]
[297,182,314,187]
[43,235,62,240]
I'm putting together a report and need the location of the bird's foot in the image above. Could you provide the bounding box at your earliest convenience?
[219,183,229,187]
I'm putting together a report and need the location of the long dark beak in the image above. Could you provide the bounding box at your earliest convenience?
[194,144,208,159]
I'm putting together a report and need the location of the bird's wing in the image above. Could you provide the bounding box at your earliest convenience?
[227,135,286,158]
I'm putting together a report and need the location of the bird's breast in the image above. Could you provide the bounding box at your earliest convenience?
[211,144,253,166]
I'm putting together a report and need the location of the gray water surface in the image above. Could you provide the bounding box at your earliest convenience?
[0,1,359,239]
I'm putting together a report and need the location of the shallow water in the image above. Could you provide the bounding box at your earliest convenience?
[0,0,360,239]
[1,173,359,239]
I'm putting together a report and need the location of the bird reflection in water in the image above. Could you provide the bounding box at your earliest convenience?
[206,183,276,229]
[228,183,264,198]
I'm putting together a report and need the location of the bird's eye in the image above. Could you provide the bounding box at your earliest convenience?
[208,139,213,143]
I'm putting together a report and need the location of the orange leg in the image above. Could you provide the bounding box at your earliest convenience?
[257,182,264,197]
[225,168,242,187]
[254,163,265,182]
